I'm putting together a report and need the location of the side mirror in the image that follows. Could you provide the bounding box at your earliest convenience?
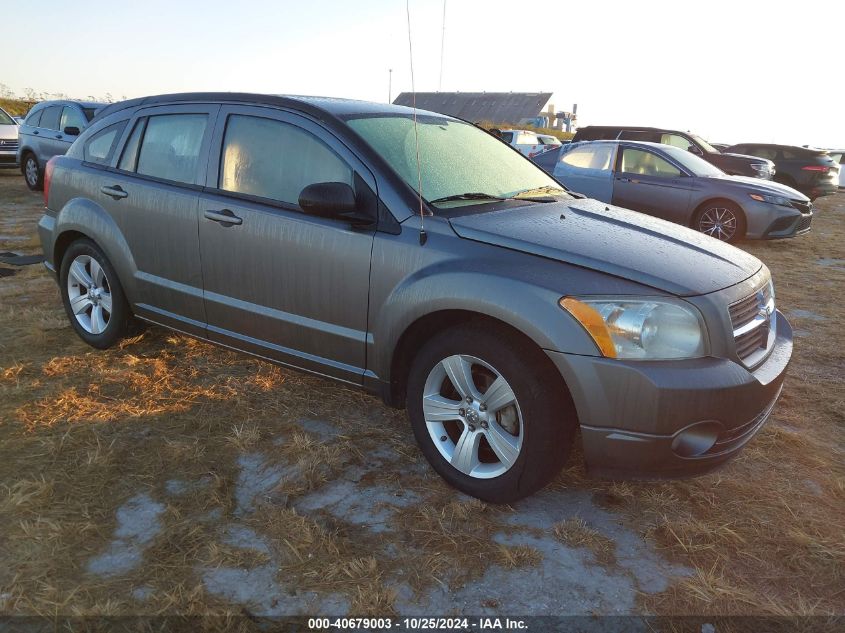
[688,144,703,155]
[63,126,80,136]
[298,182,374,226]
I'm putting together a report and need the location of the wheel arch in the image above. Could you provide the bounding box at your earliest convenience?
[690,196,747,230]
[51,199,139,305]
[386,309,577,413]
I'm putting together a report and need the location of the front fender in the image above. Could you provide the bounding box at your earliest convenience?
[49,197,139,303]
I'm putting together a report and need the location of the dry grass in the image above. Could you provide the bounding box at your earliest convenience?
[0,170,843,618]
[553,518,616,565]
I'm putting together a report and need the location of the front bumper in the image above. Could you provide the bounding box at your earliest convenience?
[0,151,18,168]
[744,198,811,239]
[547,310,793,479]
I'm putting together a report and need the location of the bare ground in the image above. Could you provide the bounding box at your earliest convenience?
[0,170,842,620]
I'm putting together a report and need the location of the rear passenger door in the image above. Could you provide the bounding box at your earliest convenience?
[33,105,65,160]
[97,104,220,335]
[197,105,377,384]
[554,144,615,201]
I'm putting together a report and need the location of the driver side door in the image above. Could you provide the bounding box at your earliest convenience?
[611,146,693,224]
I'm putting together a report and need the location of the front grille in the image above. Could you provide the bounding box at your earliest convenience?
[0,139,18,150]
[729,281,775,366]
[795,214,813,233]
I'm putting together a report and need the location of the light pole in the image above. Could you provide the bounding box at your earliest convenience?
[388,68,393,103]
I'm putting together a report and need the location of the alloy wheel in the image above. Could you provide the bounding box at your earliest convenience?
[66,254,113,335]
[25,157,38,187]
[422,354,523,479]
[699,207,737,241]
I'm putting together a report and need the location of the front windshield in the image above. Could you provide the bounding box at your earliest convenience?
[345,114,566,208]
[692,135,719,154]
[661,145,725,177]
[0,109,15,126]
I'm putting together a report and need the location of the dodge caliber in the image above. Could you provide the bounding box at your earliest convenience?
[37,93,793,502]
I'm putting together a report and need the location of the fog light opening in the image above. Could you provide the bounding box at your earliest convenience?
[671,421,723,458]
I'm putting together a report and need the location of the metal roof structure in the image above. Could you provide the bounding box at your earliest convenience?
[392,92,553,123]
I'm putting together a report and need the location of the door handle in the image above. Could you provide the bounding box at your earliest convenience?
[55,135,63,140]
[204,209,242,226]
[615,177,631,182]
[33,130,39,135]
[100,185,128,200]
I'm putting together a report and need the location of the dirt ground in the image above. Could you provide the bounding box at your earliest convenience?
[0,170,843,625]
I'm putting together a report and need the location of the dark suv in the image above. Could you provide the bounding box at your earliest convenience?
[724,144,840,200]
[16,99,104,190]
[37,93,793,502]
[573,126,775,180]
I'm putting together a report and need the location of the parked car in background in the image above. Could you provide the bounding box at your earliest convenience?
[573,126,776,180]
[828,150,845,188]
[725,143,840,200]
[0,106,20,170]
[537,134,562,147]
[17,99,104,190]
[535,140,812,242]
[499,129,549,157]
[37,92,792,502]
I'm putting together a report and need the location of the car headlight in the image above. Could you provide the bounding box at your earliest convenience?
[560,297,707,359]
[749,192,792,207]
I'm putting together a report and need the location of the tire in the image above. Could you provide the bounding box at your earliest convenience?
[406,323,576,503]
[59,239,130,349]
[693,200,746,243]
[22,153,43,191]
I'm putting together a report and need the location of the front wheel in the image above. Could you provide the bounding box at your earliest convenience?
[406,324,576,503]
[694,201,746,243]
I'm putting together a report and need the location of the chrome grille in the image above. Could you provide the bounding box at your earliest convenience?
[795,214,813,233]
[0,139,18,150]
[729,281,775,366]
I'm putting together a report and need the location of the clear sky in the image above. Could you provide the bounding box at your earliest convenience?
[3,0,843,147]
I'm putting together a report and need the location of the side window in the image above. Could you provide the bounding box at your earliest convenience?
[118,119,145,172]
[517,132,539,145]
[219,114,353,206]
[781,149,797,160]
[749,146,777,160]
[661,133,693,151]
[500,132,514,143]
[25,109,43,127]
[620,148,681,177]
[135,114,208,185]
[83,121,127,165]
[39,106,63,131]
[60,106,87,132]
[561,145,612,170]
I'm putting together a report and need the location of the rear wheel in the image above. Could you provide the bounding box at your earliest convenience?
[694,201,746,243]
[22,153,43,191]
[406,324,576,503]
[59,239,130,349]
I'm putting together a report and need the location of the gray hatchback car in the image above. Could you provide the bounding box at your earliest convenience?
[38,93,793,502]
[17,99,104,190]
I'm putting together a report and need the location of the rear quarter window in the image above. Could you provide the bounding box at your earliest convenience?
[82,121,127,165]
[24,109,42,127]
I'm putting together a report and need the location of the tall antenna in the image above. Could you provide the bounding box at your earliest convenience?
[439,0,447,91]
[388,68,393,103]
[406,0,427,245]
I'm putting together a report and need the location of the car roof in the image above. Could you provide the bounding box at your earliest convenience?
[32,99,105,109]
[570,139,667,150]
[93,92,451,123]
[729,142,829,154]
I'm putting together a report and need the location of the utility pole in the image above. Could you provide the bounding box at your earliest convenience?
[439,0,446,91]
[388,68,393,103]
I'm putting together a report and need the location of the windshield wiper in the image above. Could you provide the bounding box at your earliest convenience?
[429,192,507,204]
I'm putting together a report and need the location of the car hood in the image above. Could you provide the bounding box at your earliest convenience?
[449,198,762,296]
[713,174,810,200]
[0,124,18,140]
